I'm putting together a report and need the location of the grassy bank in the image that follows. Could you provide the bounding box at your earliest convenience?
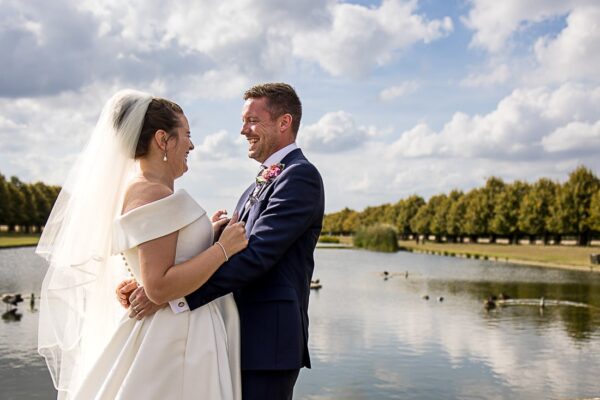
[398,240,599,271]
[0,233,40,248]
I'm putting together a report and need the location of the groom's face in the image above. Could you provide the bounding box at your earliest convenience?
[241,97,280,163]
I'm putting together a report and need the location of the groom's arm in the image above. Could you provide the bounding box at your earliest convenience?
[185,162,323,310]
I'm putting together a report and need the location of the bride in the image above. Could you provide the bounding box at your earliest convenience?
[36,90,247,399]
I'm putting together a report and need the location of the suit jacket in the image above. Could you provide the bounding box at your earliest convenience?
[186,148,325,371]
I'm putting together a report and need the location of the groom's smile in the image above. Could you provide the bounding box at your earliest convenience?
[241,97,281,164]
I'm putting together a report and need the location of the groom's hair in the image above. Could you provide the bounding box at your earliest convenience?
[244,83,302,136]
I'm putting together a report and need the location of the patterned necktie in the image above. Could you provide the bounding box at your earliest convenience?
[244,165,267,212]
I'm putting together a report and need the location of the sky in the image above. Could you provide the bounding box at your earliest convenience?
[1,0,599,214]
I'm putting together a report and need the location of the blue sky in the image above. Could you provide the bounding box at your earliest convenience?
[1,0,599,213]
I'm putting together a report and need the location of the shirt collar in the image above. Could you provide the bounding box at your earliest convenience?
[261,143,298,168]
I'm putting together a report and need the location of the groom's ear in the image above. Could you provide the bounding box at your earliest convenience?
[278,113,292,133]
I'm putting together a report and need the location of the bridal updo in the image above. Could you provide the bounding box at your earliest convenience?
[134,98,183,158]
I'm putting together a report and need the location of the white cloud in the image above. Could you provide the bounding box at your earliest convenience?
[292,0,453,76]
[379,81,419,101]
[462,0,576,53]
[389,83,600,160]
[533,5,600,84]
[460,64,509,87]
[542,121,600,153]
[193,130,245,161]
[299,111,377,152]
[389,123,437,157]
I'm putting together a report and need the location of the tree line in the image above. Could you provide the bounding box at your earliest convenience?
[323,166,600,246]
[0,172,61,233]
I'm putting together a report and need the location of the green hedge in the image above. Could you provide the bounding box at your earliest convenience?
[353,224,399,253]
[318,235,340,244]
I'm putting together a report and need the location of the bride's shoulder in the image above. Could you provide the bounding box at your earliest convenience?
[122,181,173,214]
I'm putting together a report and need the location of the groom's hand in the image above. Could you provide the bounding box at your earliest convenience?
[212,209,230,241]
[128,286,165,320]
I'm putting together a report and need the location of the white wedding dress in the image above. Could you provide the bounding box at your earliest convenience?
[72,189,241,400]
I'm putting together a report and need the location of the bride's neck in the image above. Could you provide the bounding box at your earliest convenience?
[138,158,175,190]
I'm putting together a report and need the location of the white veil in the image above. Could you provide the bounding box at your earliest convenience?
[36,90,153,398]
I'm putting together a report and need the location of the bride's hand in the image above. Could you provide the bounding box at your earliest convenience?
[217,212,248,258]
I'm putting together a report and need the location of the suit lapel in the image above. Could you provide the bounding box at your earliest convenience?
[238,148,306,223]
[237,184,255,222]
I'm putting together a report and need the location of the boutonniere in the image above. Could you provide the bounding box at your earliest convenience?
[256,163,285,186]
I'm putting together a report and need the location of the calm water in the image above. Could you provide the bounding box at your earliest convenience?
[2,247,600,399]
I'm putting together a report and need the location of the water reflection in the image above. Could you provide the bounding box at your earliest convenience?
[2,309,23,322]
[2,247,600,399]
[298,249,600,399]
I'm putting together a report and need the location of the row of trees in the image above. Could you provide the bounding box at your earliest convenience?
[323,166,600,246]
[0,173,61,233]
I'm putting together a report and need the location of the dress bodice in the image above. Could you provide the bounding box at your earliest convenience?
[111,189,214,285]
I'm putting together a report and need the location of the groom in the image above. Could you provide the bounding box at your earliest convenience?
[126,82,324,399]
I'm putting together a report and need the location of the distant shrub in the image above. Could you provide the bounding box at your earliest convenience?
[319,235,340,244]
[353,224,399,253]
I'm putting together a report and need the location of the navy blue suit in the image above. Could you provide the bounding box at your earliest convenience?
[186,149,324,399]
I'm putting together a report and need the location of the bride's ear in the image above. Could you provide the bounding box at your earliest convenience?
[154,130,169,151]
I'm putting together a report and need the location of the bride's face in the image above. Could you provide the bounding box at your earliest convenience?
[167,113,194,178]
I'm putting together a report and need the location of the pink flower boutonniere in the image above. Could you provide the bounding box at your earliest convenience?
[256,163,285,185]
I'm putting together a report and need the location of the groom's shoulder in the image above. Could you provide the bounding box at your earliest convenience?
[283,158,321,181]
[284,151,321,177]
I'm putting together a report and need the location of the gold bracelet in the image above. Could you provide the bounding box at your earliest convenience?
[215,241,229,262]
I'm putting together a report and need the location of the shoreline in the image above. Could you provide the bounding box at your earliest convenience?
[403,247,599,273]
[319,236,600,273]
[0,244,38,250]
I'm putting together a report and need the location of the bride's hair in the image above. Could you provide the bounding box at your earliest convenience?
[133,98,183,158]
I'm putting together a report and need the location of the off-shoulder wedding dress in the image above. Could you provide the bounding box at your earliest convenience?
[72,189,241,399]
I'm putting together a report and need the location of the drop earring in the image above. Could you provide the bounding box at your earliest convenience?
[162,138,168,162]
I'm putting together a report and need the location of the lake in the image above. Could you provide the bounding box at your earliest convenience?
[2,247,600,399]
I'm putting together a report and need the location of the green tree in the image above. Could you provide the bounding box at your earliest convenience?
[0,174,10,226]
[462,189,487,243]
[323,207,360,235]
[410,204,431,242]
[589,190,600,232]
[358,204,391,228]
[395,195,425,240]
[446,191,467,242]
[552,166,600,245]
[410,195,447,242]
[7,177,26,231]
[481,177,505,242]
[342,209,360,234]
[31,182,52,231]
[428,194,450,242]
[518,178,557,244]
[490,181,530,244]
[20,183,39,233]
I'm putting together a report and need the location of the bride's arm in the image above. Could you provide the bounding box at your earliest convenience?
[123,184,247,306]
[138,214,246,305]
